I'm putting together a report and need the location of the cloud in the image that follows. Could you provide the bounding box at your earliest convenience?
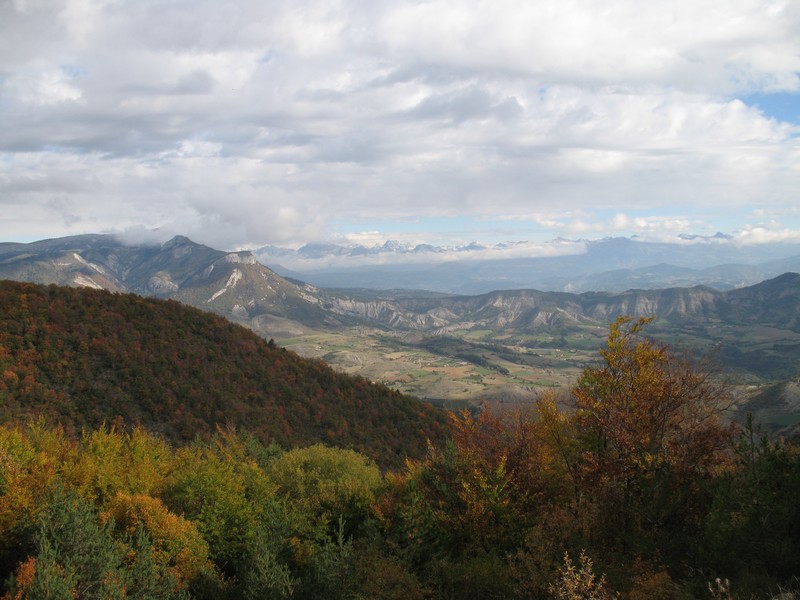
[409,86,523,124]
[732,224,800,245]
[375,0,800,91]
[4,65,83,105]
[259,237,591,271]
[0,0,799,249]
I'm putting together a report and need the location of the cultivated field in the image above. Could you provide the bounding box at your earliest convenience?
[276,319,800,432]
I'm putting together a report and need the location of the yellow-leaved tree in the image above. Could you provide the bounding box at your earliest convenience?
[571,316,734,569]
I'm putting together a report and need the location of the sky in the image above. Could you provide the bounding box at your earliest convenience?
[1,0,799,253]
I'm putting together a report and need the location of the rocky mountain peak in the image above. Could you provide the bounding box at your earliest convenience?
[221,251,257,265]
[162,235,193,248]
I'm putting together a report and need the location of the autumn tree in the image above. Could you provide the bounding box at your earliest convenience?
[164,438,275,579]
[571,316,733,570]
[104,492,213,586]
[3,485,186,599]
[0,421,72,578]
[376,437,521,599]
[268,443,382,539]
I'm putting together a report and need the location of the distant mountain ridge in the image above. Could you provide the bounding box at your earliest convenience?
[256,236,800,294]
[2,234,800,339]
[322,274,800,334]
[0,234,355,335]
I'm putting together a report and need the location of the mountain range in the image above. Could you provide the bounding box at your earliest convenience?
[3,234,799,337]
[256,235,800,294]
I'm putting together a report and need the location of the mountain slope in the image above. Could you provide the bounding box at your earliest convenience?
[722,272,800,329]
[319,275,799,335]
[0,234,363,334]
[3,235,800,340]
[0,281,447,467]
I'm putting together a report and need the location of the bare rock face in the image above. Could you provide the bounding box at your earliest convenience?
[221,251,257,265]
[146,274,179,294]
[231,304,249,318]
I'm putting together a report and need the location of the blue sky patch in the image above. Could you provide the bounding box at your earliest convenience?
[741,91,800,124]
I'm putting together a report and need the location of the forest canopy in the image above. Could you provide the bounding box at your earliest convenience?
[0,280,447,468]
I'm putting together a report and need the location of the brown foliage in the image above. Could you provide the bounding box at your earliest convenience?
[0,557,36,600]
[0,280,449,468]
[573,316,733,485]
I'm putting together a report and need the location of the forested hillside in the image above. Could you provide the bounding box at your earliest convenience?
[0,280,447,467]
[2,317,799,599]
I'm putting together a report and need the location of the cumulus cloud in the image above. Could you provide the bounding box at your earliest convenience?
[1,0,799,249]
[732,223,800,245]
